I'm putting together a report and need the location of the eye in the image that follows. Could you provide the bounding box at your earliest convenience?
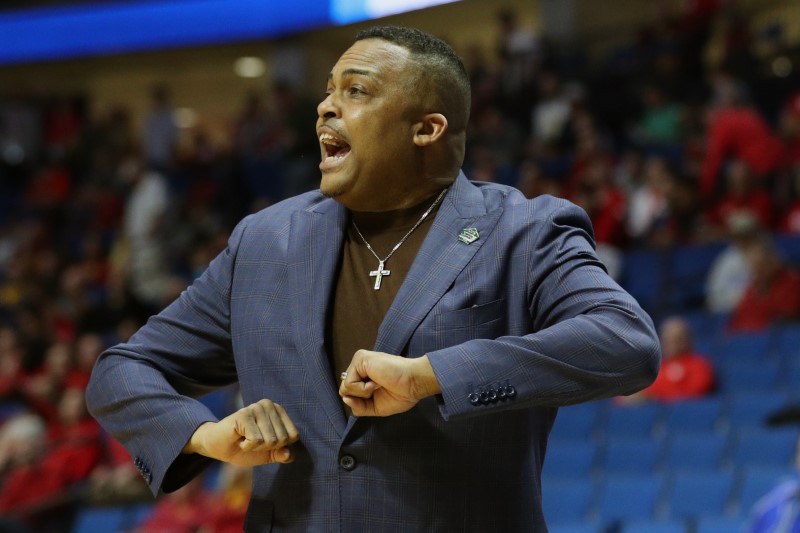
[347,85,366,97]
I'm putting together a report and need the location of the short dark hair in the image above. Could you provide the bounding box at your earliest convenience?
[355,26,471,133]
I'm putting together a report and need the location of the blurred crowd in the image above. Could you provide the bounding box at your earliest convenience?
[0,0,798,530]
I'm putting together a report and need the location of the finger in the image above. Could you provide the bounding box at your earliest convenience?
[271,447,294,464]
[342,395,376,417]
[234,410,264,451]
[274,404,300,444]
[267,404,289,446]
[340,379,381,398]
[243,446,294,466]
[254,400,279,448]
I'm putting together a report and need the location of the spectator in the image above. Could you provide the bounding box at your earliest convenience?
[780,169,800,235]
[0,412,45,475]
[142,84,179,170]
[531,71,572,146]
[728,236,800,332]
[706,211,762,313]
[640,316,715,402]
[631,84,684,147]
[86,436,150,505]
[699,77,784,200]
[118,155,184,310]
[626,156,673,244]
[131,474,234,533]
[0,386,103,531]
[707,159,773,235]
[780,92,800,171]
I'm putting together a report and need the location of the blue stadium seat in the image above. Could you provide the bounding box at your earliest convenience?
[550,401,605,440]
[695,515,747,533]
[769,323,800,362]
[199,385,238,419]
[664,470,735,519]
[619,250,664,313]
[724,390,791,428]
[774,234,800,266]
[736,466,797,517]
[543,440,598,480]
[542,479,594,524]
[72,507,127,533]
[603,403,662,438]
[599,437,662,474]
[718,360,780,392]
[783,360,800,389]
[666,242,725,311]
[621,519,687,533]
[712,330,774,364]
[662,432,727,471]
[730,428,800,468]
[72,504,153,533]
[549,524,601,533]
[662,397,723,434]
[594,474,664,521]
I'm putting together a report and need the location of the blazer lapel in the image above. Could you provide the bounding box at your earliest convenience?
[373,173,504,356]
[288,198,349,434]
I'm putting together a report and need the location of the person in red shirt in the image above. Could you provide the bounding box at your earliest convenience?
[700,81,784,199]
[643,316,715,402]
[0,386,103,528]
[728,236,800,332]
[780,91,800,170]
[707,159,773,235]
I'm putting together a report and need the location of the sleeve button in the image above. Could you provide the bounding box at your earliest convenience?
[339,454,357,471]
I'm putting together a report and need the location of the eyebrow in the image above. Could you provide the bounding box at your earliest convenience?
[327,68,374,81]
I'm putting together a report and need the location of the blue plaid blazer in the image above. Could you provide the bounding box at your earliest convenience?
[87,172,660,532]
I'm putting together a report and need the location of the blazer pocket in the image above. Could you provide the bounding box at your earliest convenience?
[244,498,274,533]
[429,298,506,349]
[435,298,506,329]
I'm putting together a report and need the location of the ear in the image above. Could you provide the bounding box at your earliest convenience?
[413,113,448,147]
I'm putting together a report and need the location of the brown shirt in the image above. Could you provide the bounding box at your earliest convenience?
[326,193,442,386]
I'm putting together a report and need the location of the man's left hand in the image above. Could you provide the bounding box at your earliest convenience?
[339,351,441,417]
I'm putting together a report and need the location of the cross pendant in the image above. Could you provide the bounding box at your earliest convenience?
[369,260,391,290]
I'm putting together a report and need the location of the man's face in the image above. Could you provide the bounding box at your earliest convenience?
[316,39,422,211]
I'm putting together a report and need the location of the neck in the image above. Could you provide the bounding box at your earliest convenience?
[350,187,447,233]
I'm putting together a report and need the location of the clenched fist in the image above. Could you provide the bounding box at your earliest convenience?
[183,399,300,466]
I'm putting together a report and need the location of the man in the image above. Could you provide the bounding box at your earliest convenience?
[87,26,660,531]
[641,316,714,402]
[728,235,800,332]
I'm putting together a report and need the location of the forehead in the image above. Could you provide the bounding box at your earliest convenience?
[330,38,413,81]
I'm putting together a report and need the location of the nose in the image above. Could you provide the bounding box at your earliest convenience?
[317,93,339,120]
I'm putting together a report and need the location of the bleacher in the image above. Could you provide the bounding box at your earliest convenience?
[544,237,800,532]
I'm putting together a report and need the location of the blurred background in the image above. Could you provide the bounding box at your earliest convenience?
[0,0,799,531]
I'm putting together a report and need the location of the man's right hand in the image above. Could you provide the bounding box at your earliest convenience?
[182,399,300,467]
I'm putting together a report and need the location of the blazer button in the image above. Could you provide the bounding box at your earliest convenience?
[487,389,498,403]
[479,391,489,404]
[339,454,357,471]
[505,385,517,398]
[468,393,481,406]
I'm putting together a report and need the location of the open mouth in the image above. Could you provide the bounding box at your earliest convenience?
[319,132,351,167]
